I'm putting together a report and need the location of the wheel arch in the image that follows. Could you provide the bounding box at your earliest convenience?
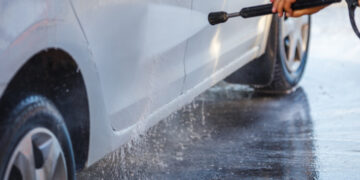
[0,48,90,171]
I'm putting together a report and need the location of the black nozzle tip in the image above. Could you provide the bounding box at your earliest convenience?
[208,11,228,25]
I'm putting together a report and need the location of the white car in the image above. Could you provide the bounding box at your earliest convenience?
[0,0,310,179]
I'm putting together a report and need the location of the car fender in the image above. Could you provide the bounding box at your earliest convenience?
[0,0,113,168]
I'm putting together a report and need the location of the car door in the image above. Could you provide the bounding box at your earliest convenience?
[183,0,265,91]
[71,0,193,131]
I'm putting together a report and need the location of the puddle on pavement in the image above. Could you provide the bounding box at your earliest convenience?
[77,82,317,179]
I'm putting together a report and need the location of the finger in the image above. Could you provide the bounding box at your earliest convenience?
[277,0,285,17]
[291,5,327,17]
[272,0,279,13]
[284,0,296,16]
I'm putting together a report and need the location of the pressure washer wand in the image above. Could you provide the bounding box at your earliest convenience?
[208,0,342,25]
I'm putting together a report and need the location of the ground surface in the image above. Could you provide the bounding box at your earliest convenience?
[77,5,360,179]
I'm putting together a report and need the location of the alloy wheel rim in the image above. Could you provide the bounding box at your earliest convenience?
[281,16,310,73]
[4,127,67,180]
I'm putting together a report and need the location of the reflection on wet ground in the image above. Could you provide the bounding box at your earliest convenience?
[77,5,360,179]
[78,86,317,179]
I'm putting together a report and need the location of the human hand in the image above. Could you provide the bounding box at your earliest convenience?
[271,0,328,17]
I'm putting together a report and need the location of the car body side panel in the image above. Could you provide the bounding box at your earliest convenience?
[70,0,193,133]
[183,0,268,92]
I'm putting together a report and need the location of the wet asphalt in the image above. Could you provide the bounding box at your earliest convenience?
[77,5,360,180]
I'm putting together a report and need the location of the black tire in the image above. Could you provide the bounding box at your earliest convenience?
[257,15,311,93]
[0,95,76,180]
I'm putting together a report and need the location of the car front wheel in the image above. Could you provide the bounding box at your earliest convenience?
[0,95,75,180]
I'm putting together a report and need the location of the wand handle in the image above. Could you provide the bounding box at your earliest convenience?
[240,0,342,18]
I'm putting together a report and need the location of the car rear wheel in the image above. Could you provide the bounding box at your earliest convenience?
[257,15,311,93]
[0,95,75,180]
